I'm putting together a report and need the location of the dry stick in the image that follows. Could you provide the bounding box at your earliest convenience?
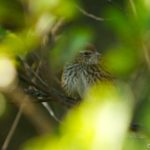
[51,18,65,38]
[42,102,61,123]
[42,18,65,47]
[6,86,52,134]
[129,0,150,70]
[18,61,77,107]
[33,60,61,122]
[2,104,24,150]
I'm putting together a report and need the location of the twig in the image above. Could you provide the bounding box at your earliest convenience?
[5,86,52,134]
[19,56,49,88]
[76,5,105,21]
[32,60,61,122]
[51,18,65,38]
[18,56,78,107]
[42,18,65,47]
[42,102,61,123]
[2,104,24,150]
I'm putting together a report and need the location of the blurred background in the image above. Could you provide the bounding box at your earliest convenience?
[0,0,150,150]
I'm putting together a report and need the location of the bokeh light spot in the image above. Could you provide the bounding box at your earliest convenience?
[0,56,16,89]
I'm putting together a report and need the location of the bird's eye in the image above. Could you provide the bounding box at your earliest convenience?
[83,51,91,56]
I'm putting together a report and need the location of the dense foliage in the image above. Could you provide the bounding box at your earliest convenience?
[0,0,150,150]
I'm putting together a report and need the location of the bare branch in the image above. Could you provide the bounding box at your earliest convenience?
[42,18,65,47]
[18,56,79,107]
[51,18,65,37]
[76,5,105,21]
[42,102,61,123]
[33,61,61,122]
[2,105,23,150]
[5,86,52,134]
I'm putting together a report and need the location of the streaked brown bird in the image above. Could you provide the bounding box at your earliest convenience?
[61,45,112,99]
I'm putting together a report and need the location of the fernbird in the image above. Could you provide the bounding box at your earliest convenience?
[61,45,112,99]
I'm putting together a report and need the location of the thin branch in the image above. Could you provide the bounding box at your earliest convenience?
[18,56,78,107]
[2,105,24,150]
[51,18,65,38]
[76,5,105,21]
[42,102,61,123]
[42,18,65,46]
[5,86,52,134]
[19,56,49,88]
[31,60,61,122]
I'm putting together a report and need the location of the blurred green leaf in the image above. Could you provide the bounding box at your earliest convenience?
[0,26,8,39]
[22,83,134,150]
[104,46,139,77]
[50,27,93,71]
[0,0,25,28]
[26,0,78,19]
[0,31,40,57]
[134,0,150,30]
[123,134,149,150]
[106,9,134,41]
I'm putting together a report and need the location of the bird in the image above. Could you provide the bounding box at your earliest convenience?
[61,44,112,100]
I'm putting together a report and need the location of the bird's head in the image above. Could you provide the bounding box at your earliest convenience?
[75,44,101,65]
